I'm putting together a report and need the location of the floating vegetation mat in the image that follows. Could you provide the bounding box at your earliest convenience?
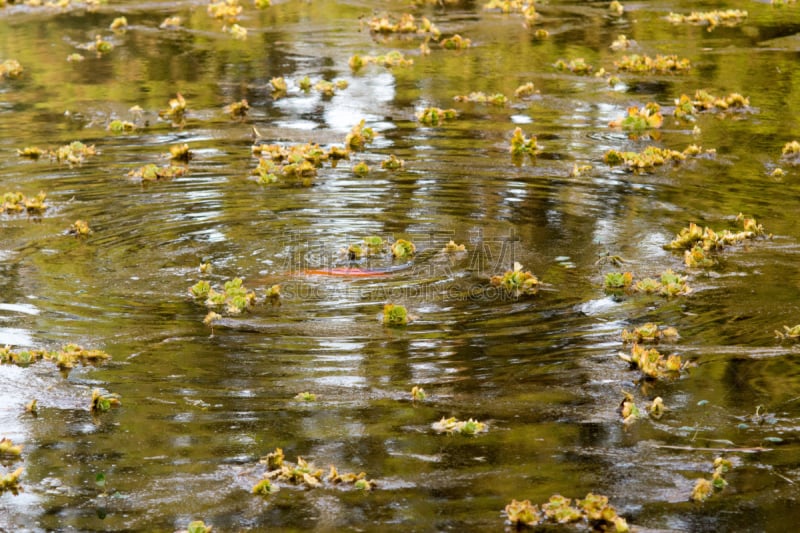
[252,449,376,494]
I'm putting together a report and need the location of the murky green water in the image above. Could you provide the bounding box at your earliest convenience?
[3,0,800,531]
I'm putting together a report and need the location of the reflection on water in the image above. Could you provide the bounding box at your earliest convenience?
[3,0,800,531]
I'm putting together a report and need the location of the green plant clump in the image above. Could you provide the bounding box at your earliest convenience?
[490,262,539,296]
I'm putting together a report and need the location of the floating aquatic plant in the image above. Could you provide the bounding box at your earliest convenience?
[775,325,800,340]
[615,54,690,74]
[128,163,188,181]
[383,303,409,326]
[265,284,280,306]
[417,107,458,125]
[224,99,250,118]
[664,215,765,254]
[453,92,507,106]
[666,10,747,31]
[673,91,750,120]
[509,127,538,156]
[440,34,471,50]
[390,239,416,258]
[191,281,212,300]
[294,392,316,402]
[514,82,536,98]
[345,119,375,150]
[569,163,593,177]
[0,437,22,457]
[17,146,45,159]
[160,16,182,29]
[691,457,733,502]
[603,145,713,173]
[185,521,213,533]
[50,344,110,371]
[0,191,47,214]
[109,16,127,30]
[411,386,426,401]
[483,0,537,23]
[252,478,278,495]
[381,154,405,170]
[504,499,539,528]
[621,323,679,343]
[432,416,487,435]
[0,59,23,79]
[0,467,23,495]
[203,311,221,334]
[609,103,663,131]
[253,449,375,494]
[52,141,97,165]
[254,0,271,8]
[366,13,440,38]
[158,93,187,124]
[490,262,539,296]
[554,57,593,75]
[200,277,256,315]
[348,51,413,72]
[108,119,136,133]
[649,396,665,419]
[69,220,92,237]
[610,34,633,51]
[25,399,37,414]
[618,344,686,379]
[604,271,633,291]
[169,143,192,162]
[208,0,242,21]
[609,1,624,16]
[91,388,121,412]
[352,161,370,175]
[227,23,247,40]
[442,240,466,253]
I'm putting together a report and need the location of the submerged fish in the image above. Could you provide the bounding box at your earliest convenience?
[302,264,412,277]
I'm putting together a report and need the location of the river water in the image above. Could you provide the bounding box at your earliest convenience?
[2,0,800,531]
